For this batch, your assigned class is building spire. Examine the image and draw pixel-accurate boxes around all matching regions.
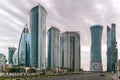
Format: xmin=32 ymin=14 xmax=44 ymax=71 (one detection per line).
xmin=23 ymin=23 xmax=29 ymax=33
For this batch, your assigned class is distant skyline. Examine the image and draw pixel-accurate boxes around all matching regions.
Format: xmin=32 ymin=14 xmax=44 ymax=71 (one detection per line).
xmin=0 ymin=0 xmax=120 ymax=71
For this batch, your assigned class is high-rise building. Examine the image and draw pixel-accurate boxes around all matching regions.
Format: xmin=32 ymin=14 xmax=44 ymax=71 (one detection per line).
xmin=107 ymin=23 xmax=118 ymax=72
xmin=18 ymin=26 xmax=30 ymax=67
xmin=8 ymin=47 xmax=16 ymax=65
xmin=0 ymin=53 xmax=6 ymax=72
xmin=29 ymin=4 xmax=47 ymax=70
xmin=60 ymin=31 xmax=81 ymax=72
xmin=90 ymin=25 xmax=103 ymax=72
xmin=13 ymin=50 xmax=18 ymax=65
xmin=47 ymin=27 xmax=60 ymax=69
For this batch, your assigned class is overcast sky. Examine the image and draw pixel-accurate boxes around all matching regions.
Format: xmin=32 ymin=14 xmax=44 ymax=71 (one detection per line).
xmin=0 ymin=0 xmax=120 ymax=71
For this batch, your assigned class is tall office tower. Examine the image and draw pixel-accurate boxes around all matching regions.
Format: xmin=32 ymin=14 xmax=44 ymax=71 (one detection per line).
xmin=29 ymin=4 xmax=47 ymax=70
xmin=90 ymin=25 xmax=103 ymax=72
xmin=107 ymin=23 xmax=118 ymax=72
xmin=8 ymin=47 xmax=16 ymax=65
xmin=18 ymin=26 xmax=30 ymax=67
xmin=60 ymin=31 xmax=81 ymax=72
xmin=47 ymin=27 xmax=60 ymax=69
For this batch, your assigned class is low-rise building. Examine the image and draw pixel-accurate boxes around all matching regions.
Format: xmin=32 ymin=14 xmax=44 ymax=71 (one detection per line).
xmin=117 ymin=60 xmax=120 ymax=78
xmin=0 ymin=53 xmax=6 ymax=72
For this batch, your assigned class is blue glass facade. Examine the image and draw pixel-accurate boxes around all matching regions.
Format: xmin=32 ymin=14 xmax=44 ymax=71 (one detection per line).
xmin=30 ymin=6 xmax=38 ymax=67
xmin=29 ymin=5 xmax=47 ymax=69
xmin=48 ymin=29 xmax=51 ymax=68
xmin=47 ymin=27 xmax=60 ymax=69
xmin=8 ymin=47 xmax=16 ymax=65
xmin=90 ymin=25 xmax=103 ymax=72
xmin=18 ymin=27 xmax=30 ymax=67
xmin=107 ymin=24 xmax=118 ymax=72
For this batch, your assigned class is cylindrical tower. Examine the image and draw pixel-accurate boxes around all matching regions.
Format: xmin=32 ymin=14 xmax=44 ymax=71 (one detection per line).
xmin=90 ymin=25 xmax=103 ymax=72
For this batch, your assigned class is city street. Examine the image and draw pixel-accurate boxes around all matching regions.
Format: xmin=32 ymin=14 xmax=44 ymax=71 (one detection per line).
xmin=27 ymin=73 xmax=112 ymax=80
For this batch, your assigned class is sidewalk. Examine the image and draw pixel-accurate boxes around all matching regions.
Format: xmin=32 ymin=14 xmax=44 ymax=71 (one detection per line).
xmin=112 ymin=74 xmax=120 ymax=80
xmin=105 ymin=76 xmax=113 ymax=80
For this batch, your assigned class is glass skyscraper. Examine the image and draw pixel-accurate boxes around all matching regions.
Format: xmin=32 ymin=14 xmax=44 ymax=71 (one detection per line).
xmin=60 ymin=31 xmax=81 ymax=72
xmin=18 ymin=27 xmax=30 ymax=67
xmin=47 ymin=27 xmax=60 ymax=69
xmin=29 ymin=4 xmax=47 ymax=70
xmin=107 ymin=23 xmax=118 ymax=72
xmin=8 ymin=47 xmax=16 ymax=65
xmin=90 ymin=25 xmax=103 ymax=72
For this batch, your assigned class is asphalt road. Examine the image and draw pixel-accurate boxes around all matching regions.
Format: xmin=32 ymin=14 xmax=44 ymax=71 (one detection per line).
xmin=28 ymin=73 xmax=112 ymax=80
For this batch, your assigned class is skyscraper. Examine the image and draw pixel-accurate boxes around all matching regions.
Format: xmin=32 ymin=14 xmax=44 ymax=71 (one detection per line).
xmin=18 ymin=26 xmax=30 ymax=67
xmin=90 ymin=25 xmax=103 ymax=72
xmin=107 ymin=23 xmax=118 ymax=72
xmin=8 ymin=47 xmax=16 ymax=65
xmin=29 ymin=4 xmax=47 ymax=70
xmin=60 ymin=31 xmax=81 ymax=72
xmin=47 ymin=27 xmax=60 ymax=69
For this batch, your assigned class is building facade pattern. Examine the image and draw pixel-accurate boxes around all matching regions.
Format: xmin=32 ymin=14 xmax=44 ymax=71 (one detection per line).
xmin=90 ymin=25 xmax=103 ymax=72
xmin=107 ymin=23 xmax=118 ymax=72
xmin=47 ymin=27 xmax=60 ymax=69
xmin=0 ymin=53 xmax=6 ymax=72
xmin=60 ymin=32 xmax=81 ymax=72
xmin=8 ymin=47 xmax=16 ymax=65
xmin=18 ymin=27 xmax=30 ymax=67
xmin=30 ymin=4 xmax=47 ymax=70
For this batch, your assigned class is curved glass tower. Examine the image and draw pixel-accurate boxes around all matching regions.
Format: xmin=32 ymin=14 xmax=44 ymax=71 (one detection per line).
xmin=90 ymin=25 xmax=103 ymax=72
xmin=29 ymin=4 xmax=47 ymax=69
xmin=18 ymin=27 xmax=30 ymax=67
